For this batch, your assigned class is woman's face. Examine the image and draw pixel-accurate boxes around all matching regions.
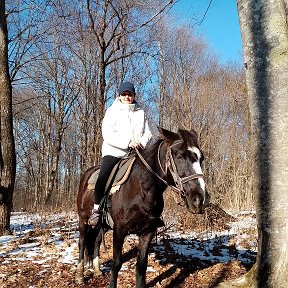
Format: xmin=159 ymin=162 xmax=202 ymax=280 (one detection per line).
xmin=119 ymin=91 xmax=135 ymax=104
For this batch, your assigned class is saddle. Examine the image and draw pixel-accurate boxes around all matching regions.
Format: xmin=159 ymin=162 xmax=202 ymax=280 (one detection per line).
xmin=87 ymin=155 xmax=136 ymax=193
xmin=87 ymin=154 xmax=136 ymax=228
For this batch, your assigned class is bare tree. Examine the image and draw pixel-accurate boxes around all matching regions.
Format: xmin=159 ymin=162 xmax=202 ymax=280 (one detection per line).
xmin=6 ymin=0 xmax=55 ymax=82
xmin=0 ymin=0 xmax=16 ymax=235
xmin=155 ymin=23 xmax=253 ymax=210
xmin=10 ymin=1 xmax=254 ymax=214
xmin=12 ymin=0 xmax=172 ymax=209
xmin=218 ymin=1 xmax=288 ymax=287
xmin=85 ymin=0 xmax=176 ymax=159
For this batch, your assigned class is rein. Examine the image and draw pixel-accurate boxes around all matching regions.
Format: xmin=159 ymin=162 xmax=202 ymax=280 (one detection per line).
xmin=134 ymin=140 xmax=204 ymax=196
xmin=134 ymin=145 xmax=169 ymax=187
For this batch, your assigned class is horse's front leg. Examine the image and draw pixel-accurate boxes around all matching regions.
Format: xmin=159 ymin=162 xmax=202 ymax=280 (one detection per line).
xmin=136 ymin=230 xmax=155 ymax=288
xmin=109 ymin=228 xmax=125 ymax=288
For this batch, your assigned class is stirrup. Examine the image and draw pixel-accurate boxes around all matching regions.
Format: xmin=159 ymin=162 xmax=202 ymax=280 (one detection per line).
xmin=88 ymin=209 xmax=101 ymax=226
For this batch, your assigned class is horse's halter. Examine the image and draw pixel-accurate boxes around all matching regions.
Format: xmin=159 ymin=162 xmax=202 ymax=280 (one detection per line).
xmin=164 ymin=140 xmax=204 ymax=196
xmin=135 ymin=140 xmax=204 ymax=197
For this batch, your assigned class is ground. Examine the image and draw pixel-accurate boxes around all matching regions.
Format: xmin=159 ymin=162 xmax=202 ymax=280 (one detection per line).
xmin=0 ymin=205 xmax=257 ymax=287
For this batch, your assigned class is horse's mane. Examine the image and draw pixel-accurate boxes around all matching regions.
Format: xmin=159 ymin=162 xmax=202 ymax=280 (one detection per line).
xmin=139 ymin=129 xmax=199 ymax=163
xmin=141 ymin=137 xmax=163 ymax=161
xmin=132 ymin=136 xmax=165 ymax=190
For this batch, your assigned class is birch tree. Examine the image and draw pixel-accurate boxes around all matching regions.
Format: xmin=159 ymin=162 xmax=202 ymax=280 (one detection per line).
xmin=218 ymin=1 xmax=288 ymax=286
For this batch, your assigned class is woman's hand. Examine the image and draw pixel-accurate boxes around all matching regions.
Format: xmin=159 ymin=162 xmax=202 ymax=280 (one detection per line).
xmin=129 ymin=140 xmax=143 ymax=149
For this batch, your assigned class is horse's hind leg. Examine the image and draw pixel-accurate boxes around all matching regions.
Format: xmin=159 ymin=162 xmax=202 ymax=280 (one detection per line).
xmin=75 ymin=222 xmax=87 ymax=284
xmin=109 ymin=229 xmax=125 ymax=288
xmin=93 ymin=228 xmax=108 ymax=276
xmin=136 ymin=231 xmax=155 ymax=288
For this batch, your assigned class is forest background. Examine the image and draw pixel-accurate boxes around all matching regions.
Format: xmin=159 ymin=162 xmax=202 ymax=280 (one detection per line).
xmin=8 ymin=0 xmax=253 ymax=214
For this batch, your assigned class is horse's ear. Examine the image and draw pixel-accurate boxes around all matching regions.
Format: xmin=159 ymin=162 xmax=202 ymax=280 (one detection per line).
xmin=178 ymin=129 xmax=199 ymax=146
xmin=186 ymin=129 xmax=198 ymax=142
xmin=158 ymin=127 xmax=179 ymax=145
xmin=189 ymin=129 xmax=198 ymax=139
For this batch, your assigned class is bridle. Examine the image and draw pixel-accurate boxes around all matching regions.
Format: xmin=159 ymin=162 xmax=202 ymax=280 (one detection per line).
xmin=134 ymin=140 xmax=204 ymax=197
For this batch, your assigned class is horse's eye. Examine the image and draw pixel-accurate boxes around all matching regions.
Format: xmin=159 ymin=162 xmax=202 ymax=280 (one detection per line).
xmin=188 ymin=151 xmax=198 ymax=161
xmin=192 ymin=152 xmax=198 ymax=160
xmin=174 ymin=151 xmax=184 ymax=160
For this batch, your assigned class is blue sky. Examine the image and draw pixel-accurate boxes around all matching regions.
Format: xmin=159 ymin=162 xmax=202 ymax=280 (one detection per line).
xmin=170 ymin=0 xmax=243 ymax=64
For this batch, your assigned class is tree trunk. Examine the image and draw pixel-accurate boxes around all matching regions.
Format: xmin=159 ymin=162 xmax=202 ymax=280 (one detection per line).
xmin=45 ymin=124 xmax=64 ymax=206
xmin=0 ymin=0 xmax=16 ymax=235
xmin=217 ymin=0 xmax=288 ymax=287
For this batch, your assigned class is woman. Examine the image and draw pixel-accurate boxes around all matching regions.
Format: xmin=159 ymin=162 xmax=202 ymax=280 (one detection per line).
xmin=88 ymin=81 xmax=152 ymax=226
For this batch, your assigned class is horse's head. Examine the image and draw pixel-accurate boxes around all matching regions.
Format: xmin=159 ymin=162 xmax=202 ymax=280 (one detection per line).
xmin=159 ymin=127 xmax=209 ymax=214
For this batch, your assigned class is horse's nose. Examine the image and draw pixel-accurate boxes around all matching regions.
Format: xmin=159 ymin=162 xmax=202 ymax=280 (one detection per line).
xmin=192 ymin=195 xmax=202 ymax=209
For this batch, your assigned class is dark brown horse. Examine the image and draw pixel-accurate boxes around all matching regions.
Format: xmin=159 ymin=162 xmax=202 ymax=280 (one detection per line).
xmin=76 ymin=127 xmax=209 ymax=288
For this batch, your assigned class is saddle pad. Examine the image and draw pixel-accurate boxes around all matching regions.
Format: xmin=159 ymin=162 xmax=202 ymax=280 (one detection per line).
xmin=112 ymin=156 xmax=136 ymax=186
xmin=87 ymin=156 xmax=136 ymax=191
xmin=87 ymin=169 xmax=100 ymax=190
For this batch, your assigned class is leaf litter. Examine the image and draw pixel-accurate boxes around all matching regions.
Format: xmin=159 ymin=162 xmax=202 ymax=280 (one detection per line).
xmin=0 ymin=207 xmax=257 ymax=287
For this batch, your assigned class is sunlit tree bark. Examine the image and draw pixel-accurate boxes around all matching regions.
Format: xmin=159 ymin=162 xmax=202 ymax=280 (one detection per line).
xmin=0 ymin=0 xmax=16 ymax=235
xmin=217 ymin=0 xmax=288 ymax=287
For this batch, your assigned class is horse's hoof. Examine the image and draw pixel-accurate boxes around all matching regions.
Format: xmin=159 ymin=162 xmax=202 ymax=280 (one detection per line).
xmin=94 ymin=269 xmax=103 ymax=277
xmin=150 ymin=216 xmax=165 ymax=227
xmin=75 ymin=276 xmax=84 ymax=284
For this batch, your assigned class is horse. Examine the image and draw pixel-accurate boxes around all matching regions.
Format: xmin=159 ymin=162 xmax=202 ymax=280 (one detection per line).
xmin=75 ymin=127 xmax=209 ymax=288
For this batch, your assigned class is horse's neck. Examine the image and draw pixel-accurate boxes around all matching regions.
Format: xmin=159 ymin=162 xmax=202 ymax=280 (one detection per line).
xmin=140 ymin=141 xmax=167 ymax=191
xmin=157 ymin=141 xmax=167 ymax=178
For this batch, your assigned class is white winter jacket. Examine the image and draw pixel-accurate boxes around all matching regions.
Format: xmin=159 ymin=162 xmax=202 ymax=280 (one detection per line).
xmin=101 ymin=97 xmax=152 ymax=157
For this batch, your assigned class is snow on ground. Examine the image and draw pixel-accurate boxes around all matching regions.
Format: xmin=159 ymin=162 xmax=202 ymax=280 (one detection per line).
xmin=0 ymin=210 xmax=257 ymax=287
xmin=1 ymin=212 xmax=79 ymax=264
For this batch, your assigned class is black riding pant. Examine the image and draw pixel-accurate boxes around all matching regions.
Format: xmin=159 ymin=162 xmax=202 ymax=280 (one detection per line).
xmin=94 ymin=155 xmax=121 ymax=205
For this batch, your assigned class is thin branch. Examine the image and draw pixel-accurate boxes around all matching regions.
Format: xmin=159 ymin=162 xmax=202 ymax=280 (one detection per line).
xmin=194 ymin=0 xmax=214 ymax=26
